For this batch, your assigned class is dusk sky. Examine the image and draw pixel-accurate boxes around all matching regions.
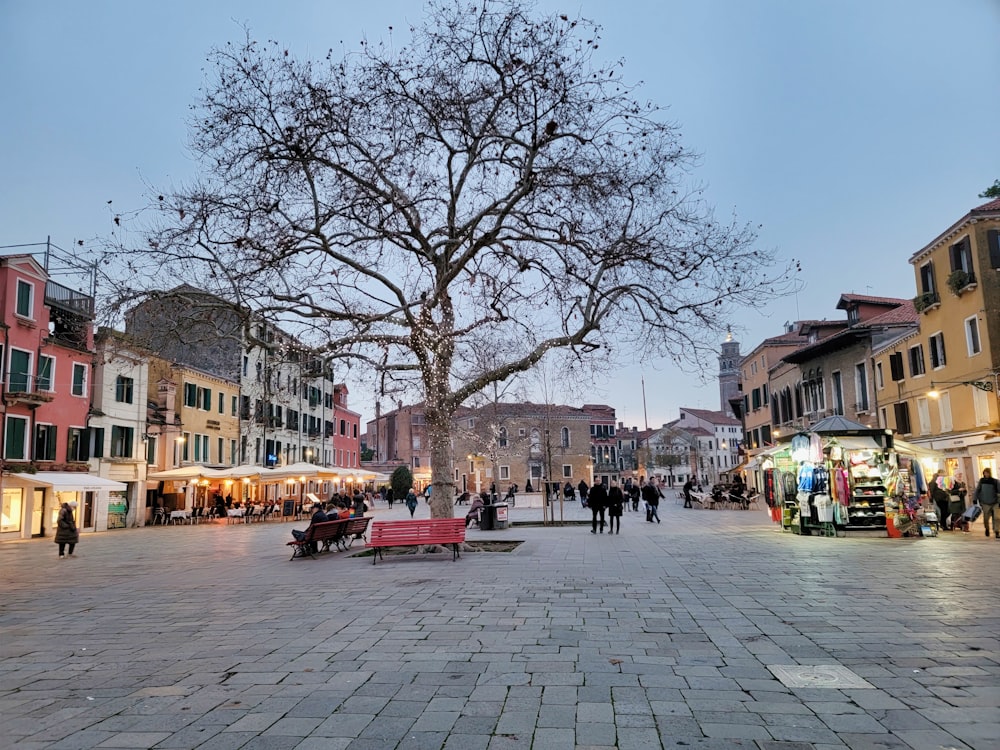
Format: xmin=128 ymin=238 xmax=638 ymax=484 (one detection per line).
xmin=2 ymin=1 xmax=998 ymax=430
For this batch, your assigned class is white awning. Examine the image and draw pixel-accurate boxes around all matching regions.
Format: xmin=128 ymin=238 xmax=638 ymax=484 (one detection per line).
xmin=148 ymin=466 xmax=231 ymax=481
xmin=826 ymin=436 xmax=882 ymax=452
xmin=892 ymin=438 xmax=940 ymax=458
xmin=6 ymin=472 xmax=127 ymax=491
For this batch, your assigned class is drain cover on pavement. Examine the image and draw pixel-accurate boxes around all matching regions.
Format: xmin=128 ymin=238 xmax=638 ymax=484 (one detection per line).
xmin=767 ymin=664 xmax=874 ymax=689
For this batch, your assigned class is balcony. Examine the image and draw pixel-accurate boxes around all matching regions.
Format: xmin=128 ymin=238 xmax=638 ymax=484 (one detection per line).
xmin=5 ymin=375 xmax=55 ymax=405
xmin=44 ymin=279 xmax=95 ymax=317
xmin=912 ymin=291 xmax=940 ymax=314
xmin=947 ymin=270 xmax=977 ymax=296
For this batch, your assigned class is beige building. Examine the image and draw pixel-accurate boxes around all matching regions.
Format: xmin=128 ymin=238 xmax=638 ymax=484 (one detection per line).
xmin=875 ymin=197 xmax=1000 ymax=481
xmin=147 ymin=357 xmax=240 ymax=469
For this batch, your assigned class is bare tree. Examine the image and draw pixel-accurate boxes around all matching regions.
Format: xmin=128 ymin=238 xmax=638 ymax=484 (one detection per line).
xmin=101 ymin=1 xmax=789 ymax=519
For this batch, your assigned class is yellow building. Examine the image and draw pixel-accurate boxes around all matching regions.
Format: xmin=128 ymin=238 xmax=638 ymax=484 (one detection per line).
xmin=877 ymin=198 xmax=1000 ymax=481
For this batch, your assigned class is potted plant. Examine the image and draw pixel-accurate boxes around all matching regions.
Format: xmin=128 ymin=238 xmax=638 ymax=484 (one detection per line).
xmin=912 ymin=291 xmax=940 ymax=313
xmin=947 ymin=269 xmax=976 ymax=295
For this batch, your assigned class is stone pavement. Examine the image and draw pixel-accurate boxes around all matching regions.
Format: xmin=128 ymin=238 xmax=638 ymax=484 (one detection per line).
xmin=2 ymin=497 xmax=999 ymax=750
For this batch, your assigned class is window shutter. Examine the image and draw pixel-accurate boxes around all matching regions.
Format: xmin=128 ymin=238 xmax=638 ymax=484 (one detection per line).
xmin=889 ymin=352 xmax=904 ymax=381
xmin=988 ymin=229 xmax=1000 ymax=269
xmin=893 ymin=402 xmax=911 ymax=435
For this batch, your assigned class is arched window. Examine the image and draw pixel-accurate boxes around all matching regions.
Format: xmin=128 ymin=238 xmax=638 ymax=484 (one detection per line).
xmin=530 ymin=429 xmax=541 ymax=456
xmin=560 ymin=427 xmax=570 ymax=448
xmin=498 ymin=427 xmax=508 ymax=448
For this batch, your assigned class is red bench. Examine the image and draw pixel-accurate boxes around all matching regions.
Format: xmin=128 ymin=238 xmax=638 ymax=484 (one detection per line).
xmin=366 ymin=518 xmax=466 ymax=565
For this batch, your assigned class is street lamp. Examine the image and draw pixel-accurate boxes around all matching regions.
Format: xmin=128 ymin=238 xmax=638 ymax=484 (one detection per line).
xmin=929 ymin=379 xmax=995 ymax=399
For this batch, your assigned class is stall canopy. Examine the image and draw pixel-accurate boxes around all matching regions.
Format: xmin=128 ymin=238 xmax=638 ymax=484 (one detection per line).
xmin=892 ymin=438 xmax=940 ymax=459
xmin=147 ymin=466 xmax=231 ymax=481
xmin=7 ymin=472 xmax=127 ymax=491
xmin=826 ymin=435 xmax=882 ymax=452
xmin=810 ymin=415 xmax=877 ymax=434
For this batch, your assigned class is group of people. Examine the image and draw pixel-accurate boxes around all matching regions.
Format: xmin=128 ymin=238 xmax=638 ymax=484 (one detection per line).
xmin=290 ymin=492 xmax=370 ymax=552
xmin=582 ymin=477 xmax=665 ymax=534
xmin=930 ymin=468 xmax=1000 ymax=538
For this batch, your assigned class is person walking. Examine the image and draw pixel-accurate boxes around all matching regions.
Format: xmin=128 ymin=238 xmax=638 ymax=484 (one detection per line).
xmin=641 ymin=480 xmax=661 ymax=523
xmin=386 ymin=487 xmax=394 ymax=509
xmin=948 ymin=474 xmax=968 ymax=531
xmin=973 ymin=468 xmax=999 ymax=538
xmin=588 ymin=480 xmax=608 ymax=534
xmin=929 ymin=472 xmax=951 ymax=531
xmin=629 ymin=482 xmax=640 ymax=512
xmin=55 ymin=501 xmax=79 ymax=559
xmin=564 ymin=481 xmax=577 ymax=507
xmin=577 ymin=479 xmax=589 ymax=508
xmin=405 ymin=488 xmax=419 ymax=518
xmin=607 ymin=480 xmax=624 ymax=534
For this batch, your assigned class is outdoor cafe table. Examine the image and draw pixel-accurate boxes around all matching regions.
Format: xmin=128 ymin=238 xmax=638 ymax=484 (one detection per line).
xmin=169 ymin=510 xmax=192 ymax=524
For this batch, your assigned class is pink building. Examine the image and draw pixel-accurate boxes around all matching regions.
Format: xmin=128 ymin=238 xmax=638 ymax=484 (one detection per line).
xmin=0 ymin=254 xmax=107 ymax=539
xmin=330 ymin=383 xmax=361 ymax=469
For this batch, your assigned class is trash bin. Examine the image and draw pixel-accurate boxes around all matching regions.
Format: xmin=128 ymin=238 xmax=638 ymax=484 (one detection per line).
xmin=493 ymin=502 xmax=509 ymax=530
xmin=479 ymin=504 xmax=496 ymax=531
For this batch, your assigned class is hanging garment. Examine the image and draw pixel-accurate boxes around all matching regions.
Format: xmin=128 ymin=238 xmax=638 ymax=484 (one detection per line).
xmin=798 ymin=463 xmax=814 ymax=492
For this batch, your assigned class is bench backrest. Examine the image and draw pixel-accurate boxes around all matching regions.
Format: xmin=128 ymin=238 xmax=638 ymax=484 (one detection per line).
xmin=370 ymin=518 xmax=466 ymax=546
xmin=344 ymin=516 xmax=372 ymax=535
xmin=303 ymin=519 xmax=350 ymax=542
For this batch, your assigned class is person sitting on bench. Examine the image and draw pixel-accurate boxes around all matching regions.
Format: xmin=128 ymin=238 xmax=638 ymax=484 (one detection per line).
xmin=291 ymin=504 xmax=329 ymax=553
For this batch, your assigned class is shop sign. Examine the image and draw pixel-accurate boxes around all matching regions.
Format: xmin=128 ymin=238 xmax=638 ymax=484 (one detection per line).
xmin=206 ymin=419 xmax=221 ymax=430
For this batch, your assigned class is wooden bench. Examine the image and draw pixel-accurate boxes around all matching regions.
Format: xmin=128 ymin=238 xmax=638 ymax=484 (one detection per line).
xmin=366 ymin=518 xmax=466 ymax=565
xmin=286 ymin=518 xmax=350 ymax=560
xmin=340 ymin=516 xmax=372 ymax=549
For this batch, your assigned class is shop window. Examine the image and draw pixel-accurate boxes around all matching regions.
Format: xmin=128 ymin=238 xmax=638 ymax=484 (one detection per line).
xmin=2 ymin=487 xmax=23 ymax=532
xmin=908 ymin=345 xmax=925 ymax=378
xmin=15 ymin=279 xmax=33 ymax=318
xmin=966 ymin=316 xmax=982 ymax=355
xmin=34 ymin=423 xmax=57 ymax=461
xmin=5 ymin=415 xmax=28 ymax=460
xmin=928 ymin=332 xmax=946 ymax=369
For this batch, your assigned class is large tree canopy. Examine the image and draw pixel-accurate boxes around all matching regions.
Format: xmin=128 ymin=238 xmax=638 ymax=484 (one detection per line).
xmin=104 ymin=0 xmax=788 ymax=518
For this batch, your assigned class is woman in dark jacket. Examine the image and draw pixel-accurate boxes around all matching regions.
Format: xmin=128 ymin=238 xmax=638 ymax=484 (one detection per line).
xmin=607 ymin=481 xmax=624 ymax=534
xmin=55 ymin=501 xmax=80 ymax=558
xmin=588 ymin=481 xmax=608 ymax=534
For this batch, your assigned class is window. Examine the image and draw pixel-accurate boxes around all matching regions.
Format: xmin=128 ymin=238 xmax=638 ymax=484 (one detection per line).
xmin=918 ymin=262 xmax=935 ymax=294
xmin=412 ymin=435 xmax=421 ymax=451
xmin=182 ymin=432 xmax=191 ymax=462
xmin=855 ymin=363 xmax=869 ymax=412
xmin=90 ymin=427 xmax=104 ymax=458
xmin=562 ymin=464 xmax=572 ymax=478
xmin=893 ymin=402 xmax=911 ymax=435
xmin=68 ymin=427 xmax=88 ymax=462
xmin=908 ymin=345 xmax=925 ymax=378
xmin=938 ymin=392 xmax=953 ymax=433
xmin=37 ymin=355 xmax=54 ymax=392
xmin=831 ymin=371 xmax=844 ymax=415
xmin=928 ymin=332 xmax=946 ymax=370
xmin=218 ymin=392 xmax=224 ymax=414
xmin=889 ymin=352 xmax=904 ymax=382
xmin=8 ymin=349 xmax=31 ymax=392
xmin=950 ymin=236 xmax=973 ymax=273
xmin=115 ymin=375 xmax=134 ymax=403
xmin=966 ymin=316 xmax=982 ymax=356
xmin=876 ymin=361 xmax=884 ymax=390
xmin=200 ymin=387 xmax=211 ymax=411
xmin=66 ymin=362 xmax=88 ymax=397
xmin=560 ymin=427 xmax=570 ymax=448
xmin=340 ymin=419 xmax=346 ymax=435
xmin=973 ymin=387 xmax=991 ymax=427
xmin=916 ymin=397 xmax=931 ymax=435
xmin=183 ymin=382 xmax=197 ymax=407
xmin=218 ymin=437 xmax=224 ymax=464
xmin=762 ymin=384 xmax=769 ymax=405
xmin=146 ymin=435 xmax=157 ymax=466
xmin=5 ymin=415 xmax=28 ymax=460
xmin=498 ymin=427 xmax=508 ymax=448
xmin=499 ymin=465 xmax=510 ymax=480
xmin=110 ymin=426 xmax=134 ymax=458
xmin=231 ymin=395 xmax=238 ymax=416
xmin=15 ymin=279 xmax=33 ymax=317
xmin=34 ymin=423 xmax=57 ymax=461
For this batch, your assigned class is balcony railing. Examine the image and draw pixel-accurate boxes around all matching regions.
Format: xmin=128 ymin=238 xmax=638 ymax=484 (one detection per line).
xmin=44 ymin=280 xmax=94 ymax=316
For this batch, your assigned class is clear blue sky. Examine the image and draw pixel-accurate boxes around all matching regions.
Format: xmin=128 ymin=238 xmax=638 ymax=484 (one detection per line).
xmin=2 ymin=0 xmax=998 ymax=430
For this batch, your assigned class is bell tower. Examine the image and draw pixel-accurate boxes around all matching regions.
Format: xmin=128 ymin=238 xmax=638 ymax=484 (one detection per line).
xmin=718 ymin=331 xmax=741 ymax=417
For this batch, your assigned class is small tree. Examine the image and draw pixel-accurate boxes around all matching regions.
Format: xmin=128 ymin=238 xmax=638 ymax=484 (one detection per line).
xmin=390 ymin=465 xmax=414 ymax=500
xmin=101 ymin=1 xmax=789 ymax=520
xmin=979 ymin=180 xmax=1000 ymax=199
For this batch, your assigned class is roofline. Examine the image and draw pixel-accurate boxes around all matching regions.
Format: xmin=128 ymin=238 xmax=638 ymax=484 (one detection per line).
xmin=909 ymin=202 xmax=1000 ymax=265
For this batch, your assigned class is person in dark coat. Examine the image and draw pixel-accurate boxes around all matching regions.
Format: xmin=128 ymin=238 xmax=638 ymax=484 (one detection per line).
xmin=405 ymin=489 xmax=419 ymax=518
xmin=682 ymin=478 xmax=694 ymax=508
xmin=929 ymin=472 xmax=951 ymax=531
xmin=606 ymin=481 xmax=624 ymax=534
xmin=974 ymin=468 xmax=1000 ymax=538
xmin=588 ymin=480 xmax=609 ymax=534
xmin=641 ymin=481 xmax=661 ymax=523
xmin=577 ymin=479 xmax=589 ymax=507
xmin=629 ymin=482 xmax=640 ymax=512
xmin=948 ymin=474 xmax=968 ymax=531
xmin=291 ymin=504 xmax=329 ymax=553
xmin=55 ymin=501 xmax=80 ymax=558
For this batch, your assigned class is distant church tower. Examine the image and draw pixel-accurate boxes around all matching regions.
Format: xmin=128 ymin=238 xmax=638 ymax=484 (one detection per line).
xmin=718 ymin=331 xmax=741 ymax=417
